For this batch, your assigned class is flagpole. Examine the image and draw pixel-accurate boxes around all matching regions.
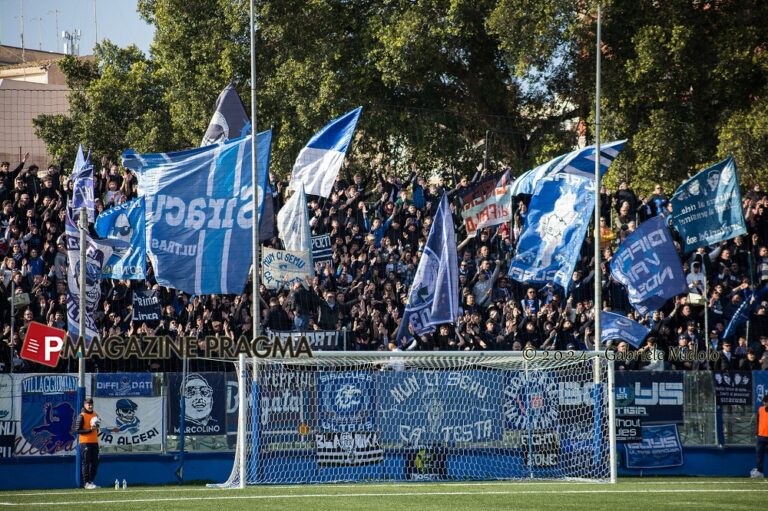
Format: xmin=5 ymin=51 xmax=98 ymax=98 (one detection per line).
xmin=593 ymin=1 xmax=602 ymax=358
xmin=76 ymin=206 xmax=87 ymax=488
xmin=242 ymin=0 xmax=259 ymax=490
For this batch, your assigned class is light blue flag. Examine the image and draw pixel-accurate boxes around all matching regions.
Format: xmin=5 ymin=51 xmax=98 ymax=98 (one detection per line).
xmin=509 ymin=140 xmax=625 ymax=196
xmin=508 ymin=173 xmax=595 ymax=293
xmin=72 ymin=144 xmax=94 ymax=222
xmin=290 ymin=107 xmax=362 ymax=197
xmin=610 ymin=215 xmax=688 ymax=316
xmin=601 ymin=311 xmax=650 ymax=348
xmin=396 ymin=193 xmax=459 ymax=341
xmin=671 ymin=156 xmax=747 ymax=251
xmin=122 ymin=131 xmax=272 ymax=295
xmin=94 ymin=197 xmax=147 ymax=280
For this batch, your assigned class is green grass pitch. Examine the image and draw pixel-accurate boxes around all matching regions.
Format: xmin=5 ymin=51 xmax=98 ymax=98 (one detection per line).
xmin=1 ymin=479 xmax=766 ymax=511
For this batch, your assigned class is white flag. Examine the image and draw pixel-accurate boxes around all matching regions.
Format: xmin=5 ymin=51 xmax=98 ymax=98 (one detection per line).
xmin=276 ymin=186 xmax=314 ymax=277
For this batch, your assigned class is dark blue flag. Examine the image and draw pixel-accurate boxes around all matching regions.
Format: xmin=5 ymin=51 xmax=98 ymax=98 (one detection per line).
xmin=671 ymin=156 xmax=746 ymax=251
xmin=508 ymin=173 xmax=594 ymax=293
xmin=72 ymin=144 xmax=94 ymax=222
xmin=201 ymin=84 xmax=252 ymax=146
xmin=601 ymin=311 xmax=650 ymax=348
xmin=397 ymin=194 xmax=458 ymax=341
xmin=610 ymin=215 xmax=688 ymax=316
xmin=724 ymin=291 xmax=752 ymax=340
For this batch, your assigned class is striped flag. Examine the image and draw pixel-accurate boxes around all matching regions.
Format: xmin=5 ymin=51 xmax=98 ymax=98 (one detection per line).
xmin=290 ymin=107 xmax=362 ymax=197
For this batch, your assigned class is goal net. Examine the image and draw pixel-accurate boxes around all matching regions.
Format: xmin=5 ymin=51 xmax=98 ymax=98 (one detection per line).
xmin=213 ymin=351 xmax=615 ymax=487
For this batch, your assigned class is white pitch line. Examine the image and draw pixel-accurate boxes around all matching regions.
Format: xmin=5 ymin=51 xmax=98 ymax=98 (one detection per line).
xmin=2 ymin=488 xmax=768 ymax=507
xmin=1 ymin=479 xmax=763 ymax=498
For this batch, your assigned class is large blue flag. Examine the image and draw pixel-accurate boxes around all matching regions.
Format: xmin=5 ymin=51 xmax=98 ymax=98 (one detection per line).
xmin=508 ymin=173 xmax=594 ymax=292
xmin=72 ymin=144 xmax=94 ymax=222
xmin=671 ymin=156 xmax=747 ymax=252
xmin=290 ymin=107 xmax=362 ymax=197
xmin=396 ymin=194 xmax=459 ymax=341
xmin=122 ymin=131 xmax=272 ymax=295
xmin=94 ymin=197 xmax=147 ymax=280
xmin=201 ymin=84 xmax=252 ymax=146
xmin=509 ymin=140 xmax=625 ymax=196
xmin=601 ymin=311 xmax=650 ymax=348
xmin=610 ymin=215 xmax=688 ymax=316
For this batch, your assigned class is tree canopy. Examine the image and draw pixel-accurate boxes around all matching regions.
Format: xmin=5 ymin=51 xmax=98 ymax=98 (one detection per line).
xmin=34 ymin=0 xmax=767 ymax=194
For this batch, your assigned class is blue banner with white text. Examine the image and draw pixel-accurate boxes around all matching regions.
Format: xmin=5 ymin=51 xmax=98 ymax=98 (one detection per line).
xmin=671 ymin=156 xmax=747 ymax=252
xmin=95 ymin=373 xmax=154 ymax=398
xmin=624 ymin=424 xmax=683 ymax=469
xmin=610 ymin=215 xmax=688 ymax=316
xmin=122 ymin=131 xmax=271 ymax=295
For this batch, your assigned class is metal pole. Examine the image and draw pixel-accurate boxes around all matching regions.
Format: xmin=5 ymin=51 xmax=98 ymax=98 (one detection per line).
xmin=593 ymin=1 xmax=602 ymax=367
xmin=93 ymin=0 xmax=98 ymax=45
xmin=242 ymin=0 xmax=259 ymax=490
xmin=76 ymin=206 xmax=87 ymax=488
xmin=9 ymin=280 xmax=14 ymax=376
xmin=701 ymin=253 xmax=709 ymax=358
xmin=19 ymin=0 xmax=25 ymax=62
xmin=482 ymin=130 xmax=490 ymax=173
xmin=607 ymin=356 xmax=617 ymax=483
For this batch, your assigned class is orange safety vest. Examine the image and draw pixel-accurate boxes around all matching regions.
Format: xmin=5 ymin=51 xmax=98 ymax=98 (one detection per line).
xmin=759 ymin=406 xmax=768 ymax=438
xmin=79 ymin=410 xmax=99 ymax=444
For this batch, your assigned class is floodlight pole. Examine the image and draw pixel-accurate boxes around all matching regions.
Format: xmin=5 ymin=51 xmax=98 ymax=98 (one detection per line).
xmin=240 ymin=0 xmax=260 ymax=490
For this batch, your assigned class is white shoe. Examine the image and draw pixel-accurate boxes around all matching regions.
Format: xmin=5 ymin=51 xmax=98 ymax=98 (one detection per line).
xmin=84 ymin=483 xmax=99 ymax=489
xmin=750 ymin=468 xmax=764 ymax=479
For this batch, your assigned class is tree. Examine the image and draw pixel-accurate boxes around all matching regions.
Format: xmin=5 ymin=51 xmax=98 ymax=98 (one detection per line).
xmin=33 ymin=41 xmax=173 ymax=168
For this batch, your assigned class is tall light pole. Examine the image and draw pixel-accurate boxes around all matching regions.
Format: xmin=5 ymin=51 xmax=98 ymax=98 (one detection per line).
xmin=48 ymin=10 xmax=60 ymax=52
xmin=593 ymin=1 xmax=602 ymax=355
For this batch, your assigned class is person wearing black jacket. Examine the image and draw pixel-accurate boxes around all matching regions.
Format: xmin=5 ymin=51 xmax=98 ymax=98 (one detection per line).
xmin=263 ymin=297 xmax=292 ymax=331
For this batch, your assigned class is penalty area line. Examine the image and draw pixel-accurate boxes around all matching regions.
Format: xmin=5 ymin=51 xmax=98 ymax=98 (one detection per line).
xmin=2 ymin=487 xmax=768 ymax=506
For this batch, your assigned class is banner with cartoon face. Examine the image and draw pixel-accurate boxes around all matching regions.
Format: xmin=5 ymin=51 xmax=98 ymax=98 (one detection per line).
xmin=97 ymin=397 xmax=163 ymax=447
xmin=169 ymin=373 xmax=225 ymax=436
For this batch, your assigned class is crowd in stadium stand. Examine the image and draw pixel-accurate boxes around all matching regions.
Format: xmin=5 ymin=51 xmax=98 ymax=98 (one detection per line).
xmin=2 ymin=151 xmax=768 ymax=374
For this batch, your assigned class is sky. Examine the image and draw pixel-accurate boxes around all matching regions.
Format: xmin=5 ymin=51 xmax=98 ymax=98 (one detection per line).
xmin=0 ymin=0 xmax=155 ymax=56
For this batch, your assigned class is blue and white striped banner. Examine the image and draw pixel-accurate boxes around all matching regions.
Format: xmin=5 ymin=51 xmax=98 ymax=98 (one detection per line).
xmin=122 ymin=132 xmax=271 ymax=295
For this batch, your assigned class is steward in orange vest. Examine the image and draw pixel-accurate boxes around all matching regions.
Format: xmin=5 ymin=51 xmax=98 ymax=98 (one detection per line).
xmin=75 ymin=398 xmax=101 ymax=489
xmin=753 ymin=394 xmax=768 ymax=478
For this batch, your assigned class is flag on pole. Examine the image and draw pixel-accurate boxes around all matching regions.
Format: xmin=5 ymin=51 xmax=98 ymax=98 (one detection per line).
xmin=671 ymin=156 xmax=747 ymax=251
xmin=396 ymin=193 xmax=459 ymax=341
xmin=723 ymin=291 xmax=752 ymax=340
xmin=201 ymin=84 xmax=252 ymax=146
xmin=289 ymin=107 xmax=362 ymax=197
xmin=72 ymin=144 xmax=94 ymax=222
xmin=610 ymin=215 xmax=688 ymax=316
xmin=122 ymin=131 xmax=272 ymax=295
xmin=601 ymin=311 xmax=650 ymax=348
xmin=276 ymin=185 xmax=314 ymax=277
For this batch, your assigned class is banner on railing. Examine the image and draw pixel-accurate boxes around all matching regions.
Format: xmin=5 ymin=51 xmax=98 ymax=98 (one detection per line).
xmin=169 ymin=373 xmax=226 ymax=436
xmin=713 ymin=371 xmax=752 ymax=406
xmin=754 ymin=371 xmax=768 ymax=412
xmin=95 ymin=373 xmax=154 ymax=398
xmin=614 ymin=372 xmax=684 ymax=424
xmin=97 ymin=397 xmax=163 ymax=447
xmin=269 ymin=330 xmax=343 ymax=351
xmin=624 ymin=424 xmax=683 ymax=469
xmin=18 ymin=374 xmax=79 ymax=456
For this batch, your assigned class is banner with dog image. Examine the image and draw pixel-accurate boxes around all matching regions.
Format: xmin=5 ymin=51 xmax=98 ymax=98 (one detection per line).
xmin=17 ymin=374 xmax=79 ymax=456
xmin=97 ymin=397 xmax=163 ymax=447
xmin=169 ymin=373 xmax=226 ymax=436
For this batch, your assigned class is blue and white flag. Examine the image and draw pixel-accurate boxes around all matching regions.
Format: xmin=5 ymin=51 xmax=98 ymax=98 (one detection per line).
xmin=72 ymin=144 xmax=94 ymax=222
xmin=723 ymin=291 xmax=752 ymax=340
xmin=66 ymin=209 xmax=115 ymax=343
xmin=508 ymin=140 xmax=625 ymax=196
xmin=671 ymin=156 xmax=747 ymax=252
xmin=201 ymin=84 xmax=252 ymax=146
xmin=610 ymin=215 xmax=688 ymax=316
xmin=508 ymin=173 xmax=594 ymax=292
xmin=601 ymin=311 xmax=650 ymax=348
xmin=396 ymin=194 xmax=458 ymax=340
xmin=122 ymin=131 xmax=272 ymax=295
xmin=277 ymin=186 xmax=311 ymax=252
xmin=94 ymin=197 xmax=147 ymax=280
xmin=290 ymin=107 xmax=362 ymax=197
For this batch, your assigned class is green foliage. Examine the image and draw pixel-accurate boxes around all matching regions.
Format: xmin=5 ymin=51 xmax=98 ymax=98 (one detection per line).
xmin=34 ymin=0 xmax=768 ymax=190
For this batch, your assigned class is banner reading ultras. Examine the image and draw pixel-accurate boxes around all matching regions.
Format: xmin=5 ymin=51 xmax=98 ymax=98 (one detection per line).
xmin=59 ymin=335 xmax=313 ymax=360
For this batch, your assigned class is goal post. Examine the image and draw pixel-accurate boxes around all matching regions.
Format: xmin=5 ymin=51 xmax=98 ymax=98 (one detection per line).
xmin=212 ymin=351 xmax=616 ymax=487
